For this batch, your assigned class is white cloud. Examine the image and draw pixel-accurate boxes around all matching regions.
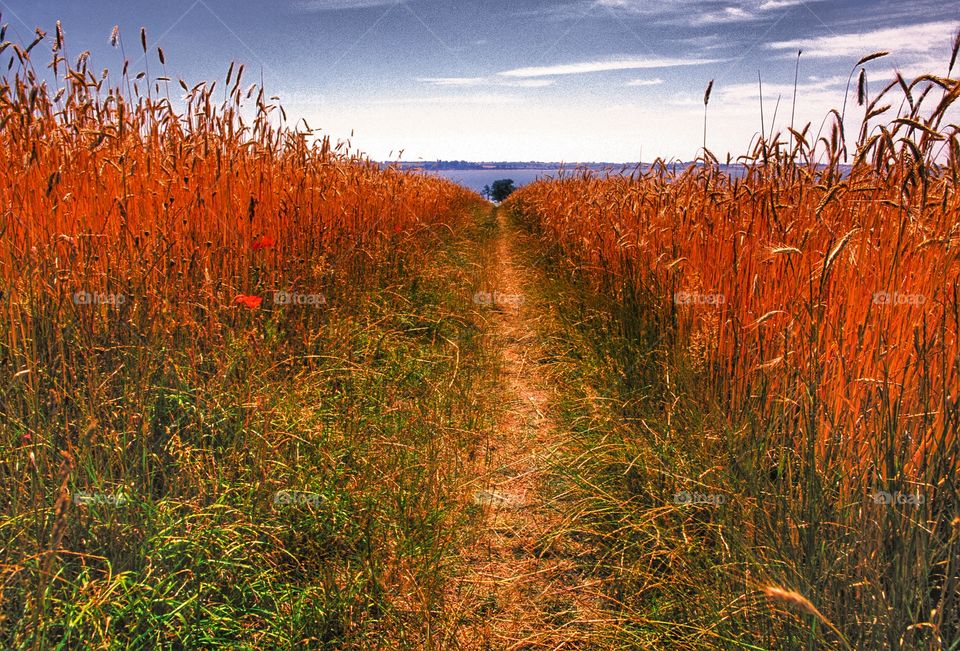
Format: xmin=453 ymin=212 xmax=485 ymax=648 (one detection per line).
xmin=417 ymin=77 xmax=479 ymax=87
xmin=666 ymin=75 xmax=847 ymax=111
xmin=498 ymin=57 xmax=720 ymax=78
xmin=418 ymin=76 xmax=554 ymax=88
xmin=692 ymin=6 xmax=754 ymax=25
xmin=592 ymin=0 xmax=647 ymax=11
xmin=370 ymin=93 xmax=523 ymax=105
xmin=758 ymin=0 xmax=805 ymax=9
xmin=768 ymin=20 xmax=960 ymax=59
xmin=592 ymin=0 xmax=816 ymax=24
xmin=293 ymin=0 xmax=404 ymax=12
xmin=627 ymin=78 xmax=665 ymax=86
xmin=718 ymin=75 xmax=847 ymax=105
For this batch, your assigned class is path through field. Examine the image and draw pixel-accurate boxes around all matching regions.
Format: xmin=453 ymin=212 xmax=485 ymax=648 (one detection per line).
xmin=451 ymin=209 xmax=606 ymax=649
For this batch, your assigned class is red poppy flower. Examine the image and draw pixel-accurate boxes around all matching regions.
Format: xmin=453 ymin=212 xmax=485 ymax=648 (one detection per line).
xmin=235 ymin=294 xmax=263 ymax=309
xmin=252 ymin=235 xmax=276 ymax=252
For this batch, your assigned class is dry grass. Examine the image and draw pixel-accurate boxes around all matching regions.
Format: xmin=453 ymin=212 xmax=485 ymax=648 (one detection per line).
xmin=505 ymin=47 xmax=960 ymax=649
xmin=0 ymin=23 xmax=491 ymax=649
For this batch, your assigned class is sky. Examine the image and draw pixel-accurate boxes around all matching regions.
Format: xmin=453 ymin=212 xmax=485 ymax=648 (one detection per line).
xmin=0 ymin=0 xmax=957 ymax=162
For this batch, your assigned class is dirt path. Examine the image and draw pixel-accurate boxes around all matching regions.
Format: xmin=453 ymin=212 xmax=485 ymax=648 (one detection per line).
xmin=450 ymin=209 xmax=605 ymax=650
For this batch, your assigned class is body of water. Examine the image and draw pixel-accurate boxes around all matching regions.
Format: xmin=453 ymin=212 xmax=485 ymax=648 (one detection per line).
xmin=421 ymin=163 xmax=772 ymax=194
xmin=425 ymin=169 xmax=561 ymax=194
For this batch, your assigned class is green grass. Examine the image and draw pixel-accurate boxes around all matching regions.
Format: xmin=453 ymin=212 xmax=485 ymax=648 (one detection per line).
xmin=0 ymin=209 xmax=502 ymax=649
xmin=8 ymin=197 xmax=952 ymax=650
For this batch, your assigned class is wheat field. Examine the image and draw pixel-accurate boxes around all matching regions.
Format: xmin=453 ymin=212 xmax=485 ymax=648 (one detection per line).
xmin=1 ymin=15 xmax=959 ymax=651
xmin=504 ymin=46 xmax=960 ymax=649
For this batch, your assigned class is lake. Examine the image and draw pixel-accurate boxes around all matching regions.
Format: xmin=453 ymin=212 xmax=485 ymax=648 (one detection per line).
xmin=420 ymin=163 xmax=770 ymax=194
xmin=424 ymin=169 xmax=562 ymax=194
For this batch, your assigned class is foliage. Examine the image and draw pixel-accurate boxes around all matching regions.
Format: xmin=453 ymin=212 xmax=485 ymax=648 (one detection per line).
xmin=490 ymin=179 xmax=517 ymax=202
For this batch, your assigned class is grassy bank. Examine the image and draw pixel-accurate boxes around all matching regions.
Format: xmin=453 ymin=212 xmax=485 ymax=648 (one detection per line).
xmin=0 ymin=207 xmax=505 ymax=649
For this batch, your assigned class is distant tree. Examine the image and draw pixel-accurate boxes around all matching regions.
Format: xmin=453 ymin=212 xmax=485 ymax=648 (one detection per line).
xmin=490 ymin=179 xmax=516 ymax=203
xmin=481 ymin=184 xmax=492 ymax=200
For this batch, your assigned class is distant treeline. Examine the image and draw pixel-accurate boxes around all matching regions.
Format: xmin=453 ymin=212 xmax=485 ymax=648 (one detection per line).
xmin=382 ymin=160 xmax=641 ymax=171
xmin=382 ymin=160 xmax=854 ymax=177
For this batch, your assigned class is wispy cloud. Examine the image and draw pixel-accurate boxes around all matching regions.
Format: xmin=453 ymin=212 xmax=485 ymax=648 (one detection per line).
xmin=371 ymin=93 xmax=522 ymax=105
xmin=418 ymin=76 xmax=554 ymax=88
xmin=768 ymin=20 xmax=960 ymax=59
xmin=721 ymin=75 xmax=846 ymax=104
xmin=593 ymin=0 xmax=667 ymax=13
xmin=664 ymin=74 xmax=847 ymax=108
xmin=757 ymin=0 xmax=806 ymax=9
xmin=692 ymin=6 xmax=754 ymax=25
xmin=627 ymin=78 xmax=664 ymax=87
xmin=498 ymin=57 xmax=720 ymax=78
xmin=293 ymin=0 xmax=404 ymax=12
xmin=592 ymin=0 xmax=817 ymax=24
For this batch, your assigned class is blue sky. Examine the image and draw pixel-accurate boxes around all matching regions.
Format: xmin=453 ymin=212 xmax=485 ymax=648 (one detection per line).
xmin=1 ymin=0 xmax=957 ymax=161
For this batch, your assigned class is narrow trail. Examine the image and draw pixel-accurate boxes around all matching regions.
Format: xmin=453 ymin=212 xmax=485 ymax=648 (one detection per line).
xmin=451 ymin=209 xmax=605 ymax=650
